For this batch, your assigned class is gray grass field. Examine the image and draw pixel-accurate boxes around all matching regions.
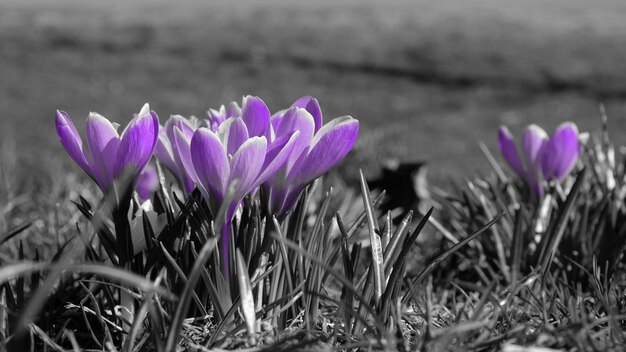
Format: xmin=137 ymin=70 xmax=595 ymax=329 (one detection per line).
xmin=2 ymin=0 xmax=626 ymax=183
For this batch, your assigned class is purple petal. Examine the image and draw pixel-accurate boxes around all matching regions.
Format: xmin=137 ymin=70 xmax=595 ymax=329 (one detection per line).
xmin=542 ymin=122 xmax=580 ymax=181
xmin=226 ymin=101 xmax=241 ymax=118
xmin=241 ymin=95 xmax=271 ymax=139
xmin=522 ymin=124 xmax=548 ymax=195
xmin=270 ymin=109 xmax=287 ymax=133
xmin=283 ymin=145 xmax=309 ymax=184
xmin=208 ymin=106 xmax=225 ymax=119
xmin=266 ymin=143 xmax=309 ymax=214
xmin=279 ymin=185 xmax=306 ymax=215
xmin=229 ymin=137 xmax=267 ymax=199
xmin=274 ymin=108 xmax=315 ymax=173
xmin=155 ymin=131 xmax=177 ymax=175
xmin=497 ymin=126 xmax=525 ymax=177
xmin=268 ymin=185 xmax=287 ymax=214
xmin=166 ymin=115 xmax=195 ymax=143
xmin=292 ymin=96 xmax=322 ymax=132
xmin=190 ymin=128 xmax=230 ymax=201
xmin=255 ymin=131 xmax=300 ymax=187
xmin=207 ymin=107 xmax=226 ymax=131
xmin=218 ymin=117 xmax=249 ymax=156
xmin=292 ymin=116 xmax=359 ymax=185
xmin=165 ymin=116 xmax=197 ymax=192
xmin=172 ymin=127 xmax=198 ymax=193
xmin=86 ymin=112 xmax=120 ymax=189
xmin=55 ymin=110 xmax=93 ymax=177
xmin=114 ymin=106 xmax=159 ymax=178
xmin=181 ymin=174 xmax=196 ymax=193
xmin=136 ymin=165 xmax=158 ymax=201
xmin=521 ymin=124 xmax=548 ymax=168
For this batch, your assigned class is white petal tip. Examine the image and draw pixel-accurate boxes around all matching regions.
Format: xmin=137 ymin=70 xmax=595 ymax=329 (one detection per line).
xmin=55 ymin=110 xmax=68 ymax=123
xmin=557 ymin=121 xmax=579 ymax=134
xmin=526 ymin=124 xmax=549 ymax=139
xmin=87 ymin=111 xmax=107 ymax=121
xmin=139 ymin=103 xmax=150 ymax=117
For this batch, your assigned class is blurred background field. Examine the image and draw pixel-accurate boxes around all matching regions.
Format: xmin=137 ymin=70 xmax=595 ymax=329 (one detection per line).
xmin=2 ymin=0 xmax=626 ymax=184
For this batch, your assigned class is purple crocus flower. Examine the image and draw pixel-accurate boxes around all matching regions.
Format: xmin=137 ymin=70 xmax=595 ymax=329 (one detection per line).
xmin=498 ymin=122 xmax=580 ymax=196
xmin=174 ymin=96 xmax=299 ymax=274
xmin=155 ymin=103 xmax=241 ymax=192
xmin=136 ymin=165 xmax=159 ymax=201
xmin=155 ymin=115 xmax=199 ymax=193
xmin=207 ymin=101 xmax=241 ymax=132
xmin=55 ymin=103 xmax=159 ymax=196
xmin=265 ymin=96 xmax=359 ymax=214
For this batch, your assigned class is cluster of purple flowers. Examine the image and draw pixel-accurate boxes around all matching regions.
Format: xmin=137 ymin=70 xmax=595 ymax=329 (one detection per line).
xmin=56 ymin=96 xmax=359 ymax=215
xmin=56 ymin=94 xmax=583 ymax=274
xmin=56 ymin=96 xmax=359 ymax=271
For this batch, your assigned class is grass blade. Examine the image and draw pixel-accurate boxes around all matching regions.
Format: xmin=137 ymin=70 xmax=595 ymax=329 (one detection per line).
xmin=236 ymin=248 xmax=257 ymax=345
xmin=0 ymin=221 xmax=31 ymax=246
xmin=359 ymin=169 xmax=384 ymax=303
xmin=383 ymin=210 xmax=412 ymax=274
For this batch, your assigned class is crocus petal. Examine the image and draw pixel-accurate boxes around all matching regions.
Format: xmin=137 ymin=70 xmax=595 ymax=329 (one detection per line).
xmin=155 ymin=132 xmax=177 ymax=175
xmin=498 ymin=126 xmax=525 ymax=177
xmin=218 ymin=117 xmax=249 ymax=156
xmin=190 ymin=128 xmax=230 ymax=200
xmin=136 ymin=165 xmax=158 ymax=201
xmin=165 ymin=116 xmax=198 ymax=192
xmin=521 ymin=124 xmax=548 ymax=168
xmin=207 ymin=107 xmax=226 ymax=131
xmin=55 ymin=110 xmax=92 ymax=177
xmin=114 ymin=107 xmax=159 ymax=177
xmin=274 ymin=108 xmax=315 ymax=173
xmin=255 ymin=131 xmax=299 ymax=187
xmin=279 ymin=185 xmax=306 ymax=215
xmin=270 ymin=109 xmax=287 ymax=133
xmin=86 ymin=112 xmax=121 ymax=189
xmin=521 ymin=125 xmax=548 ymax=194
xmin=241 ymin=96 xmax=271 ymax=139
xmin=292 ymin=96 xmax=322 ymax=132
xmin=166 ymin=115 xmax=195 ymax=142
xmin=542 ymin=122 xmax=580 ymax=181
xmin=293 ymin=116 xmax=359 ymax=185
xmin=229 ymin=137 xmax=267 ymax=199
xmin=138 ymin=103 xmax=150 ymax=117
xmin=208 ymin=106 xmax=224 ymax=120
xmin=268 ymin=150 xmax=309 ymax=214
xmin=173 ymin=127 xmax=199 ymax=193
xmin=226 ymin=101 xmax=241 ymax=118
xmin=269 ymin=185 xmax=287 ymax=214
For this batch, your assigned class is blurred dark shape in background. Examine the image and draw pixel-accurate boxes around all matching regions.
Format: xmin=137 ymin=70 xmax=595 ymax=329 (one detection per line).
xmin=368 ymin=159 xmax=429 ymax=221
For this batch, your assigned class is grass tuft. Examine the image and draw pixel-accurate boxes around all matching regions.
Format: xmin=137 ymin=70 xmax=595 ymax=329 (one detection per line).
xmin=4 ymin=119 xmax=626 ymax=351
